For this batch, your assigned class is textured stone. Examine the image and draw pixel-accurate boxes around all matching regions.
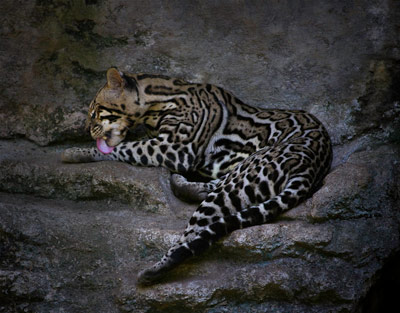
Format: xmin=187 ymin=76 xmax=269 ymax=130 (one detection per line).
xmin=0 ymin=0 xmax=399 ymax=145
xmin=0 ymin=140 xmax=399 ymax=312
xmin=0 ymin=140 xmax=195 ymax=218
xmin=0 ymin=0 xmax=400 ymax=312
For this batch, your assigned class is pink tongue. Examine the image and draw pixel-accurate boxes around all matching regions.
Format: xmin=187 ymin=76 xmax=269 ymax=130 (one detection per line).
xmin=96 ymin=138 xmax=114 ymax=154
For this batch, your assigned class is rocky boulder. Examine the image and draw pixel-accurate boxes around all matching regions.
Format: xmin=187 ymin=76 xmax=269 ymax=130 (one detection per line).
xmin=0 ymin=0 xmax=399 ymax=312
xmin=0 ymin=0 xmax=399 ymax=145
xmin=0 ymin=137 xmax=399 ymax=312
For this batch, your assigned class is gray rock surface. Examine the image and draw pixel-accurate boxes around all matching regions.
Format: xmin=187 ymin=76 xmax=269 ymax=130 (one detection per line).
xmin=0 ymin=0 xmax=399 ymax=312
xmin=0 ymin=0 xmax=399 ymax=145
xmin=0 ymin=138 xmax=399 ymax=312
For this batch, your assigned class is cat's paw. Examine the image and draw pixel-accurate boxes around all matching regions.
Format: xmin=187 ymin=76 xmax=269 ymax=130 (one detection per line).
xmin=170 ymin=174 xmax=209 ymax=203
xmin=61 ymin=148 xmax=96 ymax=163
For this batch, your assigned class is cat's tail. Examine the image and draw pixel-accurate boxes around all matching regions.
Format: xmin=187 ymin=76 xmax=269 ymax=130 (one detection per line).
xmin=137 ymin=176 xmax=310 ymax=285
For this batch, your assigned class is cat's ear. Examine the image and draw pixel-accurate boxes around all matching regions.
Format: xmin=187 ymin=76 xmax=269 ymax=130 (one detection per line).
xmin=107 ymin=68 xmax=123 ymax=89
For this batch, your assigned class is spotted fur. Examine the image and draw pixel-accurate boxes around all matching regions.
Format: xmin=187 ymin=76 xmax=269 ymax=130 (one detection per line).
xmin=62 ymin=68 xmax=332 ymax=284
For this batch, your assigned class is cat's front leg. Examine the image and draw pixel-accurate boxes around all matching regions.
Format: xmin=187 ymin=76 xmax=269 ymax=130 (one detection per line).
xmin=61 ymin=147 xmax=116 ymax=163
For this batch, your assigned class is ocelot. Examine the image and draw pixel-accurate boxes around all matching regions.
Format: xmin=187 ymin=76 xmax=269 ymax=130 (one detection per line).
xmin=62 ymin=68 xmax=332 ymax=284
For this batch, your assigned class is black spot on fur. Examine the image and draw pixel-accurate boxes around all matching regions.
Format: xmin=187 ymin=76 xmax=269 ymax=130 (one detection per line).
xmin=178 ymin=164 xmax=187 ymax=173
xmin=246 ymin=173 xmax=256 ymax=183
xmin=221 ymin=206 xmax=231 ymax=216
xmin=212 ymin=216 xmax=220 ymax=222
xmin=204 ymin=207 xmax=215 ymax=216
xmin=224 ymin=184 xmax=233 ymax=192
xmin=209 ymin=222 xmax=226 ymax=237
xmin=240 ymin=210 xmax=251 ymax=219
xmin=200 ymin=230 xmax=212 ymax=241
xmin=290 ymin=181 xmax=302 ymax=189
xmin=160 ymin=145 xmax=168 ymax=153
xmin=225 ymin=215 xmax=241 ymax=232
xmin=250 ymin=209 xmax=264 ymax=225
xmin=268 ymin=170 xmax=278 ymax=181
xmin=167 ymin=152 xmax=176 ymax=162
xmin=259 ymin=180 xmax=270 ymax=196
xmin=140 ymin=155 xmax=148 ymax=165
xmin=164 ymin=160 xmax=174 ymax=170
xmin=147 ymin=145 xmax=154 ymax=156
xmin=244 ymin=185 xmax=256 ymax=203
xmin=286 ymin=195 xmax=298 ymax=207
xmin=126 ymin=149 xmax=133 ymax=160
xmin=214 ymin=193 xmax=225 ymax=206
xmin=274 ymin=176 xmax=286 ymax=195
xmin=178 ymin=151 xmax=185 ymax=163
xmin=170 ymin=246 xmax=193 ymax=263
xmin=156 ymin=154 xmax=163 ymax=164
xmin=281 ymin=194 xmax=289 ymax=204
xmin=228 ymin=191 xmax=242 ymax=210
xmin=197 ymin=218 xmax=209 ymax=227
xmin=188 ymin=238 xmax=209 ymax=254
xmin=264 ymin=200 xmax=281 ymax=215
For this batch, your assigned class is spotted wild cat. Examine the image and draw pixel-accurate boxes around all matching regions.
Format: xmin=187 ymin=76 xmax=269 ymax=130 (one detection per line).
xmin=62 ymin=68 xmax=332 ymax=284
